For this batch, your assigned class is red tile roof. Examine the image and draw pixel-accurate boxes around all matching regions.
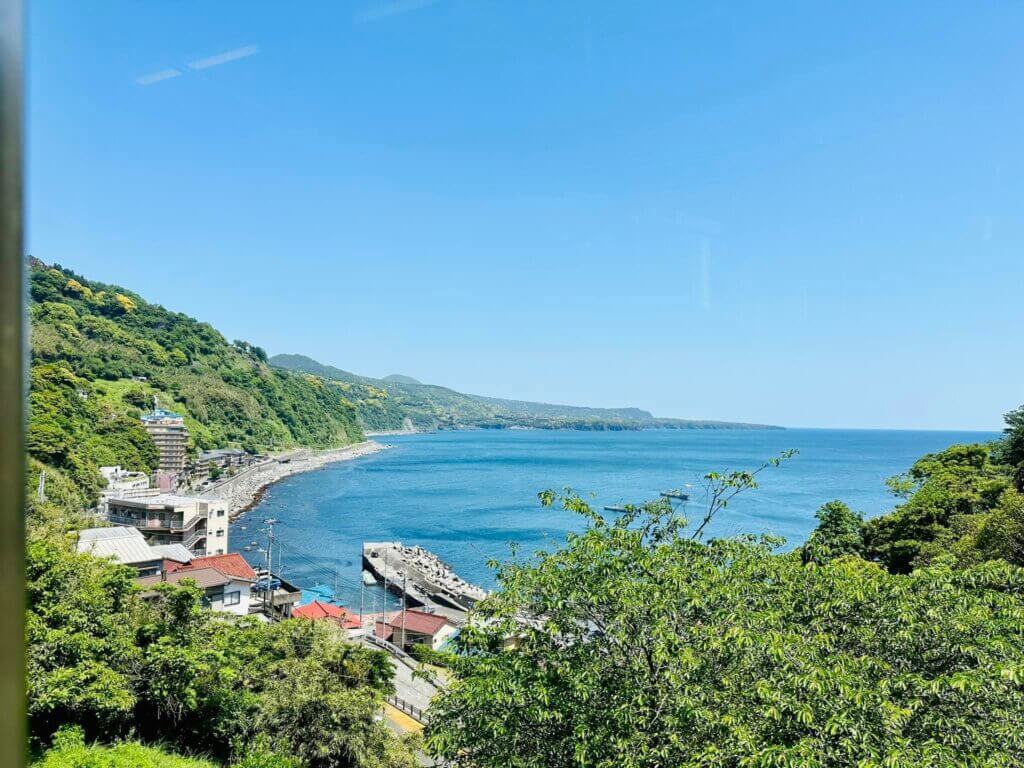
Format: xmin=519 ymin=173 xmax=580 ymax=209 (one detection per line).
xmin=167 ymin=553 xmax=256 ymax=581
xmin=293 ymin=600 xmax=361 ymax=629
xmin=374 ymin=621 xmax=394 ymax=642
xmin=385 ymin=609 xmax=451 ymax=636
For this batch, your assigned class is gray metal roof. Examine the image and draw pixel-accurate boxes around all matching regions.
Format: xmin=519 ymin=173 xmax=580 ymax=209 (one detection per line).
xmin=136 ymin=567 xmax=232 ymax=590
xmin=77 ymin=526 xmax=158 ymax=565
xmin=150 ymin=544 xmax=194 ymax=563
xmin=198 ymin=448 xmax=247 ymax=459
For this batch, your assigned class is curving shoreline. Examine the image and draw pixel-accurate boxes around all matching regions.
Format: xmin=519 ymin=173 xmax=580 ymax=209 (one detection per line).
xmin=193 ymin=441 xmax=390 ymax=521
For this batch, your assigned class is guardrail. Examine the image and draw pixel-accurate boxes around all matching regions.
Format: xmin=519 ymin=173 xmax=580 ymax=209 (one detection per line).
xmin=367 ymin=633 xmax=406 ymax=657
xmin=387 ymin=695 xmax=430 ymax=725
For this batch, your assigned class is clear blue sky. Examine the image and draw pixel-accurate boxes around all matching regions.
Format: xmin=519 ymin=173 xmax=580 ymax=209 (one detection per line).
xmin=27 ymin=2 xmax=1023 ymax=430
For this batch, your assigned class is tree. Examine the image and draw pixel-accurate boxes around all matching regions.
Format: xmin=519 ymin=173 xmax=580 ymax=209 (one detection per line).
xmin=122 ymin=387 xmax=151 ymax=410
xmin=26 ymin=531 xmax=416 ymax=767
xmin=862 ymin=444 xmax=1009 ymax=572
xmin=998 ymin=404 xmax=1024 ymax=490
xmin=801 ymin=500 xmax=864 ymax=564
xmin=254 ymin=620 xmax=414 ymax=768
xmin=26 ymin=540 xmax=139 ymax=742
xmin=426 ymin=484 xmax=1024 ymax=768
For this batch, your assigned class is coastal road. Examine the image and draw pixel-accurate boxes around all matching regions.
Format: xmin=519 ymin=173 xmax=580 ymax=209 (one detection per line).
xmin=391 ymin=651 xmax=441 ymax=712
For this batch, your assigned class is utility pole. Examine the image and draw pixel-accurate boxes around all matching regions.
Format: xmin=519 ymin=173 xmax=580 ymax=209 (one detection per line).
xmin=382 ymin=544 xmax=389 ymax=612
xmin=36 ymin=471 xmax=44 ymax=502
xmin=359 ymin=572 xmax=365 ymax=630
xmin=401 ymin=571 xmax=408 ymax=650
xmin=263 ymin=520 xmax=276 ymax=616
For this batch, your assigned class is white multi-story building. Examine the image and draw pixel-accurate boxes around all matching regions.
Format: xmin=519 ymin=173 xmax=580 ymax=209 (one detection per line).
xmin=106 ymin=494 xmax=229 ymax=556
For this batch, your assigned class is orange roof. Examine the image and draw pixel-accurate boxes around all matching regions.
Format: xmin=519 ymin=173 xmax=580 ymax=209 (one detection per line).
xmin=167 ymin=553 xmax=256 ymax=581
xmin=293 ymin=600 xmax=361 ymax=629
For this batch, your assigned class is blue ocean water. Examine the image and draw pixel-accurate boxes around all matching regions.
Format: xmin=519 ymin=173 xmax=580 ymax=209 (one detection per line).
xmin=233 ymin=428 xmax=996 ymax=610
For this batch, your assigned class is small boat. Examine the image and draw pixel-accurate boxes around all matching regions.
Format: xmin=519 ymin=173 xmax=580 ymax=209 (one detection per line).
xmin=362 ymin=570 xmax=377 ymax=586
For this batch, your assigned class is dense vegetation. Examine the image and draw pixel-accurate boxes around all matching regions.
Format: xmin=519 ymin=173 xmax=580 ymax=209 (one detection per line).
xmin=27 ymin=260 xmax=371 ymax=509
xmin=34 ymin=731 xmax=222 ymax=768
xmin=425 ymin=411 xmax=1024 ymax=767
xmin=271 ymin=353 xmax=780 ymax=432
xmin=27 ymin=535 xmax=416 ymax=768
xmin=24 ymin=259 xmax=1024 ymax=766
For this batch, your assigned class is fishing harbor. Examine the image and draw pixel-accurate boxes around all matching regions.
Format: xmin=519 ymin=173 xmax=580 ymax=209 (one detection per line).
xmin=363 ymin=541 xmax=487 ymax=625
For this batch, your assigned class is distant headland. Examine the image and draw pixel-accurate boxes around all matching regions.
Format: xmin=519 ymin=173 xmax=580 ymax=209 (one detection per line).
xmin=270 ymin=353 xmax=783 ymax=432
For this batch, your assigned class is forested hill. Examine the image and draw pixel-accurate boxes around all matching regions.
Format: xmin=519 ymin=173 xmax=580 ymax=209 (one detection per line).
xmin=26 ymin=260 xmax=370 ymax=511
xmin=271 ymin=353 xmax=782 ymax=432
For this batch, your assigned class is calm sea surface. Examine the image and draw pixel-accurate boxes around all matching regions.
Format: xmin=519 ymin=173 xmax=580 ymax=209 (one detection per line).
xmin=234 ymin=428 xmax=996 ymax=610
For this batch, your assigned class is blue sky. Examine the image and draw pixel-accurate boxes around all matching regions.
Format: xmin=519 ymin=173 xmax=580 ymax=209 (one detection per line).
xmin=27 ymin=1 xmax=1023 ymax=430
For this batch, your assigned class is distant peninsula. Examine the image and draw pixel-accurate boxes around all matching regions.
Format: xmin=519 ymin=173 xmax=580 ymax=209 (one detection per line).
xmin=270 ymin=353 xmax=783 ymax=432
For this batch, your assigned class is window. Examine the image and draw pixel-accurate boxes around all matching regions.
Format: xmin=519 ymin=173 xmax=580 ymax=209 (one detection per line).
xmin=224 ymin=590 xmax=241 ymax=606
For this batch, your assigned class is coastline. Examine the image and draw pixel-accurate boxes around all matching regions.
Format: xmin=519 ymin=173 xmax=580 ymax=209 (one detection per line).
xmin=194 ymin=440 xmax=390 ymax=521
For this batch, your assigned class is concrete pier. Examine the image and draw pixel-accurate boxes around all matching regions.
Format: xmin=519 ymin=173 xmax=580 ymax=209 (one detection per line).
xmin=362 ymin=541 xmax=486 ymax=624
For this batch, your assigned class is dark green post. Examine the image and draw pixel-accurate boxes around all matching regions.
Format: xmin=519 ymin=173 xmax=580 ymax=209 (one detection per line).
xmin=0 ymin=0 xmax=25 ymax=764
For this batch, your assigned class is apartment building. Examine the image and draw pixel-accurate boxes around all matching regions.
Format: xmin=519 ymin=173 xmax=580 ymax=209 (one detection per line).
xmin=106 ymin=494 xmax=229 ymax=556
xmin=140 ymin=408 xmax=189 ymax=475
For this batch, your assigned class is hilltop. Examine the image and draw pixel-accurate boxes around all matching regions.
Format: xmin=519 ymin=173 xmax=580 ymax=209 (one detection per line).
xmin=271 ymin=353 xmax=782 ymax=432
xmin=382 ymin=374 xmax=422 ymax=385
xmin=26 ymin=260 xmax=373 ymax=511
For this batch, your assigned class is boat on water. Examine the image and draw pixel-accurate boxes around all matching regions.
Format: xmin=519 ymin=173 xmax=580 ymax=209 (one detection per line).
xmin=362 ymin=570 xmax=377 ymax=586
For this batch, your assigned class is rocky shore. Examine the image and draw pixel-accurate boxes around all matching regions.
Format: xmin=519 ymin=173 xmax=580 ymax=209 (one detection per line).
xmin=195 ymin=441 xmax=389 ymax=519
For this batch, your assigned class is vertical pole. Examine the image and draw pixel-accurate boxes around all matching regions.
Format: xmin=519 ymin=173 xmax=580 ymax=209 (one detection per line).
xmin=264 ymin=523 xmax=273 ymax=616
xmin=401 ymin=572 xmax=408 ymax=651
xmin=359 ymin=573 xmax=365 ymax=630
xmin=0 ymin=1 xmax=25 ymax=763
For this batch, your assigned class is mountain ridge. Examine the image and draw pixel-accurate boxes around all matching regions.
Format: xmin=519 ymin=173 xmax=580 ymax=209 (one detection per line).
xmin=270 ymin=353 xmax=783 ymax=432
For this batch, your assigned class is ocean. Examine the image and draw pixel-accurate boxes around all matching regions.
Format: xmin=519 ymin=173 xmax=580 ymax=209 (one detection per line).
xmin=233 ymin=428 xmax=997 ymax=611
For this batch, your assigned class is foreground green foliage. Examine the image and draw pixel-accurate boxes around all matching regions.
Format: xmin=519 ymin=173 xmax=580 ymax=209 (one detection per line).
xmin=28 ymin=259 xmax=366 ymax=511
xmin=34 ymin=730 xmax=222 ymax=768
xmin=799 ymin=407 xmax=1024 ymax=574
xmin=427 ymin=490 xmax=1024 ymax=768
xmin=27 ymin=537 xmax=416 ymax=768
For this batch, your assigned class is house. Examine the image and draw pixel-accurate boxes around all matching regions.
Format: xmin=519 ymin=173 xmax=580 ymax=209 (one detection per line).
xmin=77 ymin=526 xmax=192 ymax=577
xmin=375 ymin=609 xmax=456 ymax=651
xmin=139 ymin=553 xmax=257 ymax=616
xmin=190 ymin=448 xmax=257 ymax=484
xmin=97 ymin=465 xmax=158 ymax=514
xmin=293 ymin=600 xmax=361 ymax=631
xmin=136 ymin=568 xmax=249 ymax=615
xmin=106 ymin=494 xmax=229 ymax=556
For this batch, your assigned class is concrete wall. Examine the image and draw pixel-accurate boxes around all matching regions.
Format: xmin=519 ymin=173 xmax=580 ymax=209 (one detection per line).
xmin=204 ymin=500 xmax=229 ymax=555
xmin=209 ymin=579 xmax=251 ymax=616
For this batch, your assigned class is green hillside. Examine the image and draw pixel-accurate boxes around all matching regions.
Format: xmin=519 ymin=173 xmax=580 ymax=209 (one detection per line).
xmin=26 ymin=260 xmax=373 ymax=511
xmin=271 ymin=353 xmax=782 ymax=431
